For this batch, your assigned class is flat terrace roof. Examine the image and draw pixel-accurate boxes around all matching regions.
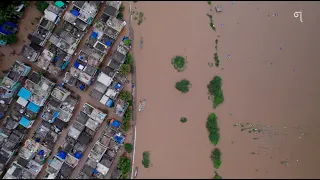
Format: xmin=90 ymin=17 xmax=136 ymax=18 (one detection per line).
xmin=107 ymin=16 xmax=126 ymax=32
xmin=104 ymin=1 xmax=121 ymax=17
xmin=39 ymin=16 xmax=55 ymax=32
xmin=20 ymin=45 xmax=39 ymax=61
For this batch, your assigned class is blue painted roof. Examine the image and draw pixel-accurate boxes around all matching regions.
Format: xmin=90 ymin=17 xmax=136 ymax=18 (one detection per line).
xmin=106 ymin=99 xmax=113 ymax=108
xmin=91 ymin=31 xmax=98 ymax=39
xmin=27 ymin=102 xmax=40 ymax=113
xmin=18 ymin=87 xmax=32 ymax=100
xmin=71 ymin=9 xmax=80 ymax=17
xmin=20 ymin=117 xmax=30 ymax=128
xmin=0 ymin=22 xmax=18 ymax=35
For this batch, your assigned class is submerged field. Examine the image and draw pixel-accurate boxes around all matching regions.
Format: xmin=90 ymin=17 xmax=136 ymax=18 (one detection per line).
xmin=132 ymin=1 xmax=320 ymax=178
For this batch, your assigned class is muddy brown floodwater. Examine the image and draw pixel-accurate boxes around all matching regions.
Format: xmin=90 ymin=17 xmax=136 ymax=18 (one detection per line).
xmin=132 ymin=1 xmax=320 ymax=179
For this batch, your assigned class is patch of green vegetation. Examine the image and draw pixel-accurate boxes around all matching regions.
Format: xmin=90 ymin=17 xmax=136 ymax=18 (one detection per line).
xmin=207 ymin=14 xmax=216 ymax=31
xmin=142 ymin=151 xmax=151 ymax=168
xmin=207 ymin=76 xmax=224 ymax=108
xmin=180 ymin=117 xmax=187 ymax=123
xmin=125 ymin=53 xmax=134 ymax=65
xmin=175 ymin=79 xmax=191 ymax=93
xmin=119 ymin=91 xmax=132 ymax=102
xmin=117 ymin=12 xmax=123 ymax=20
xmin=119 ymin=64 xmax=131 ymax=75
xmin=119 ymin=4 xmax=125 ymax=12
xmin=215 ymin=39 xmax=218 ymax=50
xmin=0 ymin=3 xmax=23 ymax=24
xmin=171 ymin=55 xmax=187 ymax=72
xmin=36 ymin=1 xmax=49 ymax=13
xmin=214 ymin=53 xmax=219 ymax=67
xmin=122 ymin=107 xmax=132 ymax=132
xmin=211 ymin=148 xmax=221 ymax=169
xmin=124 ymin=143 xmax=133 ymax=153
xmin=138 ymin=12 xmax=144 ymax=25
xmin=207 ymin=1 xmax=212 ymax=5
xmin=123 ymin=39 xmax=132 ymax=46
xmin=0 ymin=34 xmax=17 ymax=44
xmin=213 ymin=171 xmax=222 ymax=179
xmin=118 ymin=156 xmax=131 ymax=179
xmin=206 ymin=113 xmax=220 ymax=145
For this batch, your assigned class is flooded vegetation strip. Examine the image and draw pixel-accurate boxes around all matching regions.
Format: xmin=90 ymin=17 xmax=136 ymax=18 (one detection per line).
xmin=207 ymin=76 xmax=225 ymax=108
xmin=180 ymin=117 xmax=188 ymax=123
xmin=207 ymin=14 xmax=216 ymax=31
xmin=117 ymin=3 xmax=125 ymax=20
xmin=175 ymin=79 xmax=191 ymax=93
xmin=171 ymin=55 xmax=187 ymax=72
xmin=118 ymin=156 xmax=132 ymax=179
xmin=207 ymin=1 xmax=212 ymax=5
xmin=211 ymin=148 xmax=222 ymax=169
xmin=206 ymin=113 xmax=220 ymax=145
xmin=142 ymin=151 xmax=151 ymax=168
xmin=132 ymin=7 xmax=146 ymax=25
xmin=214 ymin=171 xmax=222 ymax=179
xmin=214 ymin=53 xmax=220 ymax=67
xmin=118 ymin=90 xmax=133 ymax=132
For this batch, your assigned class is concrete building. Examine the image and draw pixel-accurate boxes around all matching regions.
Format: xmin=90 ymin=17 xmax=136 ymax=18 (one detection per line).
xmin=104 ymin=1 xmax=121 ymax=17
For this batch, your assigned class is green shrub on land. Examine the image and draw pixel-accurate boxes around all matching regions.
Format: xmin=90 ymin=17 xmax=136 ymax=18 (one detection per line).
xmin=118 ymin=156 xmax=131 ymax=179
xmin=180 ymin=117 xmax=187 ymax=123
xmin=117 ymin=12 xmax=123 ymax=20
xmin=207 ymin=76 xmax=224 ymax=108
xmin=211 ymin=148 xmax=221 ymax=169
xmin=171 ymin=56 xmax=187 ymax=72
xmin=206 ymin=113 xmax=220 ymax=145
xmin=125 ymin=53 xmax=134 ymax=65
xmin=142 ymin=151 xmax=150 ymax=168
xmin=120 ymin=64 xmax=131 ymax=75
xmin=122 ymin=107 xmax=132 ymax=132
xmin=36 ymin=1 xmax=49 ymax=13
xmin=175 ymin=79 xmax=191 ymax=93
xmin=119 ymin=91 xmax=132 ymax=102
xmin=213 ymin=171 xmax=222 ymax=179
xmin=124 ymin=143 xmax=133 ymax=153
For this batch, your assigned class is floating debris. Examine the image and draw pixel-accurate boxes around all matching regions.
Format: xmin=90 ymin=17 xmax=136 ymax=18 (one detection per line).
xmin=220 ymin=24 xmax=224 ymax=27
xmin=228 ymin=54 xmax=231 ymax=59
xmin=280 ymin=47 xmax=283 ymax=50
xmin=228 ymin=112 xmax=232 ymax=115
xmin=232 ymin=1 xmax=235 ymax=4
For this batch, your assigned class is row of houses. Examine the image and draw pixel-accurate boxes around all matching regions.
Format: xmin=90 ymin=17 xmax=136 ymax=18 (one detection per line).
xmin=64 ymin=1 xmax=126 ymax=91
xmin=0 ymin=71 xmax=56 ymax=178
xmin=0 ymin=61 xmax=31 ymax=119
xmin=2 ymin=138 xmax=51 ymax=179
xmin=44 ymin=103 xmax=107 ymax=178
xmin=20 ymin=1 xmax=68 ymax=62
xmin=90 ymin=40 xmax=130 ymax=118
xmin=2 ymin=86 xmax=80 ymax=179
xmin=78 ymin=118 xmax=125 ymax=179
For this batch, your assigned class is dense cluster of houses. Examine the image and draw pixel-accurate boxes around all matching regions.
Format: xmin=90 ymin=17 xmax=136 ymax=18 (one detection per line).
xmin=44 ymin=103 xmax=106 ymax=179
xmin=0 ymin=1 xmax=133 ymax=179
xmin=78 ymin=118 xmax=125 ymax=179
xmin=0 ymin=60 xmax=81 ymax=179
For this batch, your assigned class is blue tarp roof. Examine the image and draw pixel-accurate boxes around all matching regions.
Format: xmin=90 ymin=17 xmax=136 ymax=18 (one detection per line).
xmin=74 ymin=152 xmax=82 ymax=159
xmin=74 ymin=61 xmax=80 ymax=68
xmin=105 ymin=40 xmax=112 ymax=46
xmin=19 ymin=117 xmax=30 ymax=128
xmin=114 ymin=83 xmax=121 ymax=90
xmin=57 ymin=151 xmax=67 ymax=159
xmin=71 ymin=9 xmax=80 ymax=16
xmin=122 ymin=36 xmax=129 ymax=41
xmin=38 ymin=150 xmax=45 ymax=156
xmin=93 ymin=168 xmax=98 ymax=174
xmin=114 ymin=135 xmax=123 ymax=144
xmin=111 ymin=120 xmax=120 ymax=128
xmin=0 ymin=22 xmax=18 ymax=35
xmin=52 ymin=111 xmax=59 ymax=122
xmin=79 ymin=84 xmax=86 ymax=90
xmin=106 ymin=99 xmax=113 ymax=108
xmin=27 ymin=102 xmax=40 ymax=113
xmin=18 ymin=87 xmax=32 ymax=100
xmin=91 ymin=31 xmax=98 ymax=39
